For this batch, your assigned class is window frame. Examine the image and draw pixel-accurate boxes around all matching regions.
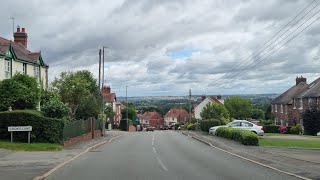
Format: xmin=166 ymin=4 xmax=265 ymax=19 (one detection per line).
xmin=299 ymin=98 xmax=303 ymax=110
xmin=4 ymin=60 xmax=11 ymax=79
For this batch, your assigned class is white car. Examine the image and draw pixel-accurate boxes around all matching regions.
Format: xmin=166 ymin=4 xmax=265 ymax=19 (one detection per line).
xmin=209 ymin=120 xmax=264 ymax=136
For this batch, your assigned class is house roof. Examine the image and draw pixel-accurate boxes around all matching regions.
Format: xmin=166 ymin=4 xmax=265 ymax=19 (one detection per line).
xmin=208 ymin=96 xmax=223 ymax=104
xmin=0 ymin=36 xmax=48 ymax=67
xmin=272 ymin=82 xmax=309 ymax=105
xmin=295 ymin=77 xmax=320 ymax=98
xmin=103 ymin=93 xmax=116 ymax=102
xmin=142 ymin=111 xmax=162 ymax=120
xmin=164 ymin=108 xmax=189 ymax=118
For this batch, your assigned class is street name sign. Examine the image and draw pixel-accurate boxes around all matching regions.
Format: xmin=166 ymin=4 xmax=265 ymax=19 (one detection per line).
xmin=8 ymin=126 xmax=32 ymax=132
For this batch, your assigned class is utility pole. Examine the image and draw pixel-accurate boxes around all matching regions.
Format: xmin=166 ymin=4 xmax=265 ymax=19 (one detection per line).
xmin=179 ymin=103 xmax=181 ymax=123
xmin=98 ymin=49 xmax=101 ymax=88
xmin=101 ymin=47 xmax=106 ymax=136
xmin=126 ymin=86 xmax=128 ymax=131
xmin=10 ymin=17 xmax=14 ymax=37
xmin=189 ymin=89 xmax=192 ymax=123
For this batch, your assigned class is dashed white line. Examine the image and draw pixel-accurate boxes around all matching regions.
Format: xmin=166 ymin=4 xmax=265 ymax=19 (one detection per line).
xmin=151 ymin=132 xmax=168 ymax=172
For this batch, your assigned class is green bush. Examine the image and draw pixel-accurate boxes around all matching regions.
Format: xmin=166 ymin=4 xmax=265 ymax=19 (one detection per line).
xmin=175 ymin=123 xmax=181 ymax=130
xmin=290 ymin=124 xmax=302 ymax=135
xmin=262 ymin=125 xmax=280 ymax=133
xmin=187 ymin=123 xmax=196 ymax=130
xmin=216 ymin=127 xmax=259 ymax=146
xmin=0 ymin=110 xmax=64 ymax=143
xmin=119 ymin=119 xmax=128 ymax=131
xmin=200 ymin=119 xmax=220 ymax=132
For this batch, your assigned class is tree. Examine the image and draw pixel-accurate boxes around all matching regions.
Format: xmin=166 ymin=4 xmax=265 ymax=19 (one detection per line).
xmin=0 ymin=73 xmax=40 ymax=111
xmin=224 ymin=96 xmax=252 ymax=119
xmin=200 ymin=103 xmax=230 ymax=123
xmin=51 ymin=70 xmax=101 ymax=118
xmin=121 ymin=107 xmax=137 ymax=121
xmin=251 ymin=108 xmax=265 ymax=119
xmin=302 ymin=108 xmax=320 ymax=136
xmin=42 ymin=97 xmax=70 ymax=119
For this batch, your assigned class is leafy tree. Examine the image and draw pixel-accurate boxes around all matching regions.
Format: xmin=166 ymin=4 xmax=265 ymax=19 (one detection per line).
xmin=0 ymin=73 xmax=40 ymax=111
xmin=224 ymin=96 xmax=252 ymax=119
xmin=42 ymin=97 xmax=70 ymax=119
xmin=251 ymin=108 xmax=265 ymax=119
xmin=200 ymin=103 xmax=230 ymax=123
xmin=302 ymin=108 xmax=320 ymax=136
xmin=51 ymin=70 xmax=101 ymax=118
xmin=75 ymin=95 xmax=101 ymax=120
xmin=121 ymin=107 xmax=137 ymax=121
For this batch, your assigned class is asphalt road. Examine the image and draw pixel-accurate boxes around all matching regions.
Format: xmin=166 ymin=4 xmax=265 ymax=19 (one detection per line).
xmin=46 ymin=131 xmax=300 ymax=180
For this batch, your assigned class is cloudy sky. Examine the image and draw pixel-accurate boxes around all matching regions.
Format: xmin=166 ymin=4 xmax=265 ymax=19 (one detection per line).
xmin=1 ymin=0 xmax=320 ymax=97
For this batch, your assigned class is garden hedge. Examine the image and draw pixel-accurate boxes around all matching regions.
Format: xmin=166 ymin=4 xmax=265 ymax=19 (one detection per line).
xmin=187 ymin=123 xmax=196 ymax=130
xmin=263 ymin=125 xmax=292 ymax=134
xmin=216 ymin=127 xmax=259 ymax=146
xmin=200 ymin=119 xmax=220 ymax=132
xmin=0 ymin=110 xmax=64 ymax=143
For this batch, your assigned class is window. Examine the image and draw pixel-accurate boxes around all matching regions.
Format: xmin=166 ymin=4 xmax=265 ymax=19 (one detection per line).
xmin=23 ymin=63 xmax=27 ymax=74
xmin=308 ymin=98 xmax=312 ymax=106
xmin=293 ymin=99 xmax=296 ymax=109
xmin=275 ymin=118 xmax=278 ymax=125
xmin=317 ymin=98 xmax=319 ymax=106
xmin=34 ymin=66 xmax=40 ymax=81
xmin=230 ymin=122 xmax=241 ymax=127
xmin=280 ymin=105 xmax=283 ymax=113
xmin=299 ymin=98 xmax=303 ymax=109
xmin=275 ymin=104 xmax=277 ymax=112
xmin=285 ymin=105 xmax=287 ymax=114
xmin=242 ymin=122 xmax=253 ymax=127
xmin=4 ymin=60 xmax=11 ymax=79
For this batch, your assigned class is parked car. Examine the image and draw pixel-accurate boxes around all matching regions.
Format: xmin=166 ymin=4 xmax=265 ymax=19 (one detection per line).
xmin=209 ymin=120 xmax=264 ymax=136
xmin=146 ymin=126 xmax=154 ymax=131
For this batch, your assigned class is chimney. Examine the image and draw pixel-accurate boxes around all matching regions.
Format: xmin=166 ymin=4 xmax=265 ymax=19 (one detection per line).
xmin=217 ymin=95 xmax=222 ymax=100
xmin=14 ymin=26 xmax=28 ymax=48
xmin=201 ymin=95 xmax=206 ymax=101
xmin=296 ymin=76 xmax=307 ymax=85
xmin=102 ymin=86 xmax=111 ymax=94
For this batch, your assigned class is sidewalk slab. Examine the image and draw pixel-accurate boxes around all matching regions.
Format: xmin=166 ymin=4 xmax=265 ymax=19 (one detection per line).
xmin=182 ymin=130 xmax=320 ymax=180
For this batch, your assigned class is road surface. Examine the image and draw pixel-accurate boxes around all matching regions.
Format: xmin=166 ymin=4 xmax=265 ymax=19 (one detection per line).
xmin=47 ymin=131 xmax=299 ymax=180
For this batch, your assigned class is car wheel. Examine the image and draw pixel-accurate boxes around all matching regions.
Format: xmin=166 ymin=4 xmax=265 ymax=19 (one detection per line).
xmin=252 ymin=131 xmax=257 ymax=134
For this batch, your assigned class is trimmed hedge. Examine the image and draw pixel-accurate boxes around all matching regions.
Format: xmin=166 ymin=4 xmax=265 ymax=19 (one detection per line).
xmin=0 ymin=110 xmax=64 ymax=143
xmin=216 ymin=127 xmax=259 ymax=146
xmin=187 ymin=123 xmax=196 ymax=130
xmin=120 ymin=119 xmax=128 ymax=131
xmin=263 ymin=125 xmax=292 ymax=134
xmin=200 ymin=119 xmax=220 ymax=132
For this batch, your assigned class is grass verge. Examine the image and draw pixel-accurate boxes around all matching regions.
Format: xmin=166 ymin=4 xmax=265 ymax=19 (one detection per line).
xmin=259 ymin=138 xmax=320 ymax=149
xmin=264 ymin=133 xmax=320 ymax=138
xmin=0 ymin=141 xmax=63 ymax=151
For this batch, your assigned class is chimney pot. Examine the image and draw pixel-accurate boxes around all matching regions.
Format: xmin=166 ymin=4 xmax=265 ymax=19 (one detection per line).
xmin=22 ymin=28 xmax=25 ymax=33
xmin=296 ymin=76 xmax=307 ymax=85
xmin=17 ymin=27 xmax=20 ymax=32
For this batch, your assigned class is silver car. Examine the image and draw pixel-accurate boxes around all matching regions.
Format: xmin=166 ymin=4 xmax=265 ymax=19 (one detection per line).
xmin=209 ymin=120 xmax=264 ymax=136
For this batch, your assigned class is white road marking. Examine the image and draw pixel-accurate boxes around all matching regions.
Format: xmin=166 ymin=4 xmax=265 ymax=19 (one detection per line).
xmin=151 ymin=132 xmax=168 ymax=172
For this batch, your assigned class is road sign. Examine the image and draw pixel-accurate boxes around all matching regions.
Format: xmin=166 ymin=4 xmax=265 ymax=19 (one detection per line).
xmin=134 ymin=117 xmax=139 ymax=122
xmin=8 ymin=126 xmax=32 ymax=132
xmin=8 ymin=126 xmax=32 ymax=143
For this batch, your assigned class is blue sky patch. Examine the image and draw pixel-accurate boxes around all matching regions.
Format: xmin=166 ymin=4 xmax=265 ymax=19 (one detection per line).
xmin=167 ymin=49 xmax=199 ymax=59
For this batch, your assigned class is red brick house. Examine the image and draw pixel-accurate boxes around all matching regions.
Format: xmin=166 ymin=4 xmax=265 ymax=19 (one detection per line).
xmin=164 ymin=108 xmax=190 ymax=126
xmin=139 ymin=111 xmax=163 ymax=129
xmin=271 ymin=76 xmax=320 ymax=126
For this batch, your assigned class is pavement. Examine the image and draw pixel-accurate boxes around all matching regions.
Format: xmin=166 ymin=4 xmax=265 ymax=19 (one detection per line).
xmin=0 ymin=131 xmax=123 ymax=180
xmin=46 ymin=131 xmax=301 ymax=180
xmin=182 ymin=130 xmax=320 ymax=179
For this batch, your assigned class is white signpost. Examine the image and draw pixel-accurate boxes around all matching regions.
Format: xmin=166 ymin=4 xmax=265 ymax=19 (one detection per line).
xmin=8 ymin=126 xmax=32 ymax=143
